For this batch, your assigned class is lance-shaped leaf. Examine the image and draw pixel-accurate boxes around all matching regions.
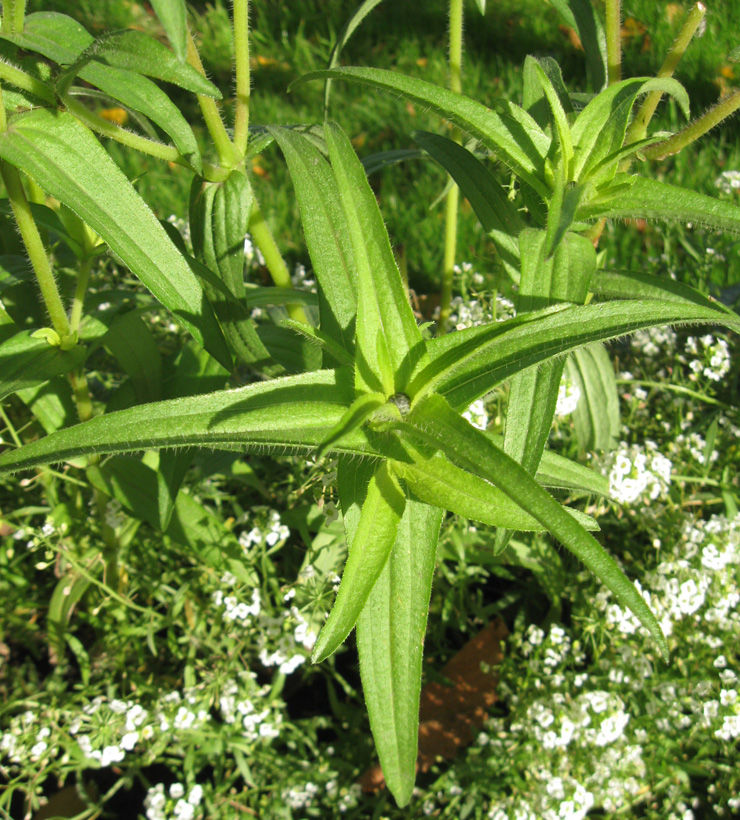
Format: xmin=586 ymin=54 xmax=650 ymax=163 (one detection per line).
xmin=400 ymin=394 xmax=669 ymax=660
xmin=2 ymin=13 xmax=202 ymax=171
xmin=495 ymin=229 xmax=595 ymax=551
xmin=547 ymin=0 xmax=607 ymax=91
xmin=190 ymin=170 xmax=252 ymax=299
xmin=581 ymin=175 xmax=740 ymax=236
xmin=294 ymin=68 xmax=551 ymax=198
xmin=66 ymin=29 xmax=221 ymax=98
xmin=0 ymin=369 xmax=361 ymax=475
xmin=312 ymin=460 xmax=406 ymax=663
xmin=0 ymin=109 xmax=231 ymax=369
xmin=413 ymin=298 xmax=740 ymax=411
xmin=0 ymin=329 xmax=87 ymax=403
xmin=149 ymin=0 xmax=188 ymax=62
xmin=391 ymin=438 xmax=599 ymax=531
xmin=413 ymin=131 xmax=522 ymax=281
xmin=317 ymin=391 xmax=386 ymax=459
xmin=591 ymin=268 xmax=739 ymax=317
xmin=324 ymin=0 xmax=385 ymax=115
xmin=356 ymin=497 xmax=443 ymax=806
xmin=566 ymin=343 xmax=620 ymax=453
xmin=323 ymin=121 xmax=425 ymax=393
xmin=523 ymin=56 xmax=573 ymax=128
xmin=269 ymin=127 xmax=357 ymax=356
xmin=571 ymin=78 xmax=689 ymax=185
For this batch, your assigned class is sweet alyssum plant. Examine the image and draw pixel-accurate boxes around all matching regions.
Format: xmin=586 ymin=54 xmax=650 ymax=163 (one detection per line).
xmin=0 ymin=0 xmax=739 ymax=807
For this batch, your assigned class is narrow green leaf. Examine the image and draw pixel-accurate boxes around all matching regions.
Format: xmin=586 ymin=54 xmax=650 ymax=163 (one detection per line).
xmin=293 ymin=67 xmax=551 ymax=197
xmin=1 ymin=12 xmax=202 ymax=170
xmin=356 ymin=498 xmax=442 ymax=806
xmin=269 ymin=127 xmax=357 ymax=356
xmin=324 ymin=0 xmax=385 ymax=115
xmin=571 ymin=78 xmax=689 ymax=184
xmin=0 ymin=369 xmax=360 ymax=474
xmin=0 ymin=329 xmax=86 ymax=402
xmin=16 ymin=376 xmax=77 ymax=434
xmin=317 ymin=391 xmax=386 ymax=459
xmin=474 ymin=0 xmax=486 ymax=13
xmin=149 ymin=0 xmax=188 ymax=62
xmin=71 ymin=30 xmax=221 ymax=98
xmin=495 ymin=230 xmax=595 ymax=551
xmin=523 ymin=56 xmax=573 ymax=126
xmin=402 ymin=394 xmax=669 ymax=660
xmin=535 ymin=447 xmax=611 ymax=498
xmin=392 ymin=439 xmax=599 ymax=531
xmin=413 ymin=298 xmax=740 ymax=411
xmin=48 ymin=554 xmax=96 ymax=664
xmin=323 ymin=121 xmax=425 ymax=393
xmin=190 ymin=170 xmax=252 ymax=299
xmin=413 ymin=131 xmax=522 ymax=281
xmin=312 ymin=460 xmax=406 ymax=663
xmin=281 ymin=318 xmax=354 ymax=367
xmin=547 ymin=0 xmax=607 ymax=91
xmin=566 ymin=343 xmax=620 ymax=453
xmin=0 ymin=109 xmax=231 ymax=368
xmin=582 ymin=175 xmax=740 ymax=236
xmin=590 ymin=268 xmax=738 ymax=319
xmin=533 ymin=62 xmax=573 ymax=169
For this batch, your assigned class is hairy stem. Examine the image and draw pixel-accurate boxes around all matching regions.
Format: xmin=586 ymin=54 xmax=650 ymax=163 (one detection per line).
xmin=438 ymin=0 xmax=464 ymax=333
xmin=0 ymin=161 xmax=70 ymax=337
xmin=187 ymin=30 xmax=240 ymax=169
xmin=626 ymin=2 xmax=706 ymax=144
xmin=605 ymin=0 xmax=621 ymax=85
xmin=232 ymin=0 xmax=251 ymax=158
xmin=642 ymin=89 xmax=740 ymax=160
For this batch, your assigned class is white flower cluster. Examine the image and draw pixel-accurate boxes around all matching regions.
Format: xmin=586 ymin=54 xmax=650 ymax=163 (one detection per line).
xmin=144 ymin=782 xmax=204 ymax=820
xmin=672 ymin=428 xmax=719 ymax=466
xmin=243 ymin=232 xmax=265 ymax=268
xmin=291 ymin=262 xmax=316 ymax=292
xmin=282 ymin=781 xmax=362 ymax=813
xmin=605 ymin=441 xmax=672 ymax=504
xmin=555 ymin=377 xmax=581 ymax=417
xmin=218 ymin=672 xmax=283 ymax=741
xmin=684 ymin=335 xmax=731 ymax=382
xmin=257 ymin=604 xmax=317 ymax=675
xmin=631 ymin=325 xmax=677 ymax=357
xmin=212 ymin=582 xmax=261 ymax=625
xmin=238 ymin=508 xmax=290 ymax=551
xmin=714 ymin=169 xmax=740 ymax=195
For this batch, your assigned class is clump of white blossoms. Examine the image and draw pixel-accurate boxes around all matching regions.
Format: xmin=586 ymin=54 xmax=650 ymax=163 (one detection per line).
xmin=682 ymin=334 xmax=731 ymax=382
xmin=555 ymin=376 xmax=581 ymax=417
xmin=715 ymin=169 xmax=740 ymax=195
xmin=144 ymin=782 xmax=204 ymax=820
xmin=631 ymin=325 xmax=677 ymax=357
xmin=238 ymin=508 xmax=290 ymax=551
xmin=604 ymin=441 xmax=672 ymax=504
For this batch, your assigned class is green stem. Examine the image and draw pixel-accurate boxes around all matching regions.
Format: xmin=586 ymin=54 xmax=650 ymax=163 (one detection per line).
xmin=12 ymin=0 xmax=24 ymax=33
xmin=248 ymin=199 xmax=309 ymax=324
xmin=232 ymin=0 xmax=250 ymax=158
xmin=438 ymin=0 xmax=464 ymax=333
xmin=615 ymin=378 xmax=728 ymax=408
xmin=68 ymin=256 xmax=93 ymax=336
xmin=187 ymin=30 xmax=240 ymax=169
xmin=0 ymin=406 xmax=22 ymax=448
xmin=605 ymin=0 xmax=621 ymax=85
xmin=2 ymin=1 xmax=13 ymax=33
xmin=0 ymin=59 xmax=55 ymax=103
xmin=642 ymin=89 xmax=740 ymax=160
xmin=626 ymin=2 xmax=706 ymax=144
xmin=0 ymin=161 xmax=70 ymax=337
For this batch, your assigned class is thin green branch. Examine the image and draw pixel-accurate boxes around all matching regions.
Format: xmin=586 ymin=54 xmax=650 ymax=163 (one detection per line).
xmin=12 ymin=0 xmax=25 ymax=33
xmin=232 ymin=0 xmax=251 ymax=158
xmin=248 ymin=199 xmax=309 ymax=325
xmin=605 ymin=0 xmax=622 ymax=85
xmin=0 ymin=58 xmax=55 ymax=103
xmin=642 ymin=89 xmax=740 ymax=160
xmin=69 ymin=256 xmax=93 ymax=335
xmin=186 ymin=30 xmax=240 ymax=169
xmin=0 ymin=160 xmax=70 ymax=337
xmin=438 ymin=0 xmax=464 ymax=333
xmin=626 ymin=2 xmax=706 ymax=144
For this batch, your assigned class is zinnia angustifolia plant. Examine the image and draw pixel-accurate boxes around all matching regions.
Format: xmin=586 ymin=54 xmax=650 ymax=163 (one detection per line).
xmin=0 ymin=0 xmax=739 ymax=807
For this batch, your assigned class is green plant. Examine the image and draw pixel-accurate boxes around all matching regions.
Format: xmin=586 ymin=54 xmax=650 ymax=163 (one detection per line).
xmin=0 ymin=0 xmax=739 ymax=809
